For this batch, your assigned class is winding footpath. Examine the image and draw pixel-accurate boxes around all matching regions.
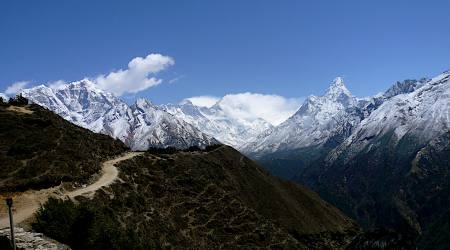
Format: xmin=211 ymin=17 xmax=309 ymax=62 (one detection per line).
xmin=0 ymin=152 xmax=143 ymax=229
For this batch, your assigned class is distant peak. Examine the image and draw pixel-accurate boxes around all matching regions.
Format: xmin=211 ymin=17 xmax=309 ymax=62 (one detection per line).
xmin=179 ymin=99 xmax=194 ymax=106
xmin=55 ymin=79 xmax=101 ymax=93
xmin=35 ymin=84 xmax=51 ymax=89
xmin=325 ymin=77 xmax=352 ymax=97
xmin=135 ymin=98 xmax=154 ymax=109
xmin=332 ymin=77 xmax=345 ymax=87
xmin=71 ymin=79 xmax=97 ymax=89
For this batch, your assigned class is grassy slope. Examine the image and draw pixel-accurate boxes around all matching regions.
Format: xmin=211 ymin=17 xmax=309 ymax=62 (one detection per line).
xmin=35 ymin=145 xmax=358 ymax=249
xmin=0 ymin=103 xmax=128 ymax=192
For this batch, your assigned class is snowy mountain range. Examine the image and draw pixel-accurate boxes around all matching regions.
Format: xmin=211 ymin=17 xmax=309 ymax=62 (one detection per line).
xmin=242 ymin=76 xmax=435 ymax=158
xmin=22 ymin=80 xmax=218 ymax=150
xmin=19 ymin=70 xmax=449 ymax=160
xmin=21 ymin=80 xmax=276 ymax=150
xmin=241 ymin=77 xmax=362 ymax=156
xmin=328 ymin=74 xmax=447 ymax=162
xmin=161 ymin=100 xmax=273 ymax=147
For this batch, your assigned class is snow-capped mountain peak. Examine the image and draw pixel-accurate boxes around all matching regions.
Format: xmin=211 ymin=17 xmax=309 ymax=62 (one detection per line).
xmin=161 ymin=100 xmax=273 ymax=148
xmin=22 ymin=82 xmax=218 ymax=150
xmin=242 ymin=77 xmax=360 ymax=155
xmin=326 ymin=77 xmax=351 ymax=96
xmin=322 ymin=77 xmax=355 ymax=106
xmin=134 ymin=98 xmax=156 ymax=110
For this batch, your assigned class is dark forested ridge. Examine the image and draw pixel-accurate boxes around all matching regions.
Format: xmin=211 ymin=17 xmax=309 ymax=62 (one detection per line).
xmin=0 ymin=101 xmax=127 ymax=192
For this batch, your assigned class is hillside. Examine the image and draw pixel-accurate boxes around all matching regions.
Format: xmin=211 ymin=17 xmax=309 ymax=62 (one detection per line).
xmin=0 ymin=102 xmax=128 ymax=192
xmin=34 ymin=145 xmax=359 ymax=249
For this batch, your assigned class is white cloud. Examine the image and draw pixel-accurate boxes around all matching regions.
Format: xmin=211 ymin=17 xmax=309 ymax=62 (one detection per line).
xmin=168 ymin=75 xmax=184 ymax=84
xmin=218 ymin=93 xmax=303 ymax=125
xmin=187 ymin=93 xmax=303 ymax=125
xmin=5 ymin=81 xmax=30 ymax=95
xmin=95 ymin=53 xmax=175 ymax=96
xmin=183 ymin=95 xmax=220 ymax=108
xmin=48 ymin=80 xmax=67 ymax=90
xmin=0 ymin=93 xmax=7 ymax=101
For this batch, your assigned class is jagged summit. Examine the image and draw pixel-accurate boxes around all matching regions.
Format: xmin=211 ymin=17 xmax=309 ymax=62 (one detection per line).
xmin=327 ymin=76 xmax=347 ymax=90
xmin=242 ymin=77 xmax=359 ymax=156
xmin=22 ymin=81 xmax=218 ymax=150
xmin=383 ymin=78 xmax=428 ymax=99
xmin=323 ymin=77 xmax=354 ymax=106
xmin=134 ymin=97 xmax=155 ymax=110
xmin=161 ymin=100 xmax=273 ymax=147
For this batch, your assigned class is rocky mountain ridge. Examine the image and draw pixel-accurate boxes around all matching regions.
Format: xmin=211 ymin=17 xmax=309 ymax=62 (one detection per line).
xmin=22 ymin=81 xmax=218 ymax=151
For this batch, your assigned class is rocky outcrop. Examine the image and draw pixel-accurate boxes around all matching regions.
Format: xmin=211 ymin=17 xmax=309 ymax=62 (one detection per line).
xmin=0 ymin=227 xmax=69 ymax=250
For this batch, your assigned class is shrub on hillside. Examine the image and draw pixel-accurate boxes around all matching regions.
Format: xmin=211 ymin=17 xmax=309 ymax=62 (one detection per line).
xmin=8 ymin=94 xmax=28 ymax=106
xmin=33 ymin=198 xmax=144 ymax=250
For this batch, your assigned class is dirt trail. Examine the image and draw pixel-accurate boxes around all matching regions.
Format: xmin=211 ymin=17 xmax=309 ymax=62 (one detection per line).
xmin=0 ymin=152 xmax=143 ymax=229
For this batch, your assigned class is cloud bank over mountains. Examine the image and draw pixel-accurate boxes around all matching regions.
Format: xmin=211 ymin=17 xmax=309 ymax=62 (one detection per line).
xmin=183 ymin=96 xmax=220 ymax=108
xmin=185 ymin=93 xmax=302 ymax=126
xmin=4 ymin=81 xmax=30 ymax=95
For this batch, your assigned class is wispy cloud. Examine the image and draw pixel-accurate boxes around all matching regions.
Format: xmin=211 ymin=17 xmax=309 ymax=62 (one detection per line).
xmin=168 ymin=75 xmax=184 ymax=84
xmin=48 ymin=80 xmax=67 ymax=90
xmin=5 ymin=81 xmax=30 ymax=95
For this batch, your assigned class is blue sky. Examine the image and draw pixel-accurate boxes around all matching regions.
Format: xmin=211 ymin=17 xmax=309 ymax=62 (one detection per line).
xmin=1 ymin=0 xmax=450 ymax=104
